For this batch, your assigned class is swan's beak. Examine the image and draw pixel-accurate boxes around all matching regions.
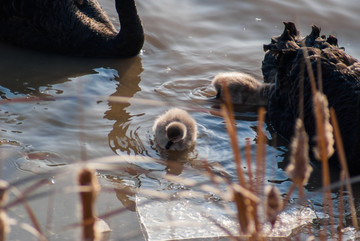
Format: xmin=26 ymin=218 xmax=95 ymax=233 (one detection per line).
xmin=165 ymin=141 xmax=173 ymax=150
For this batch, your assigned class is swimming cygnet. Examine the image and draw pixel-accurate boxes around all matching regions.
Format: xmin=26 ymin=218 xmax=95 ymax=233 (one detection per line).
xmin=153 ymin=108 xmax=197 ymax=151
xmin=211 ymin=72 xmax=273 ymax=105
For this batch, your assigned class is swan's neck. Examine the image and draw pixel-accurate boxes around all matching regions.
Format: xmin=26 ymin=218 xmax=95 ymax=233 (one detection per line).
xmin=116 ymin=0 xmax=143 ymax=35
xmin=113 ymin=0 xmax=144 ymax=56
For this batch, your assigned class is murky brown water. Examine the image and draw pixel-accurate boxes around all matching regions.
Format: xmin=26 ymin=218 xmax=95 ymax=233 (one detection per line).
xmin=1 ymin=0 xmax=360 ymax=240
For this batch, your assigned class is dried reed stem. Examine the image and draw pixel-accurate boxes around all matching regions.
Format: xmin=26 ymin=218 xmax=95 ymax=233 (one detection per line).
xmin=245 ymin=138 xmax=254 ymax=192
xmin=255 ymin=107 xmax=266 ymax=196
xmin=76 ymin=83 xmax=87 ymax=163
xmin=6 ymin=182 xmax=48 ymax=241
xmin=219 ymin=82 xmax=261 ymax=235
xmin=23 ymin=201 xmax=44 ymax=240
xmin=330 ymin=108 xmax=358 ymax=230
xmin=338 ymin=171 xmax=344 ymax=241
xmin=233 ymin=189 xmax=254 ymax=235
xmin=313 ymin=92 xmax=335 ymax=237
xmin=245 ymin=137 xmax=260 ymax=232
xmin=78 ymin=167 xmax=101 ymax=241
xmin=0 ymin=181 xmax=9 ymax=241
xmin=303 ymin=47 xmax=336 ymax=237
xmin=302 ymin=47 xmax=317 ymax=96
xmin=299 ymin=59 xmax=305 ymax=122
xmin=220 ymin=83 xmax=247 ymax=188
xmin=317 ymin=58 xmax=323 ymax=93
xmin=5 ymin=178 xmax=49 ymax=210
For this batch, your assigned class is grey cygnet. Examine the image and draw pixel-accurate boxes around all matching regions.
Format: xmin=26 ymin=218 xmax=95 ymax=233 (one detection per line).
xmin=153 ymin=108 xmax=197 ymax=151
xmin=212 ymin=72 xmax=273 ymax=105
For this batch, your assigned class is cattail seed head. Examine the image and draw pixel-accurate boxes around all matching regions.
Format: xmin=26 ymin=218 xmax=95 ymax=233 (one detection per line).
xmin=312 ymin=92 xmax=335 ymax=160
xmin=286 ymin=119 xmax=313 ymax=186
xmin=78 ymin=168 xmax=101 ymax=241
xmin=265 ymin=185 xmax=283 ymax=227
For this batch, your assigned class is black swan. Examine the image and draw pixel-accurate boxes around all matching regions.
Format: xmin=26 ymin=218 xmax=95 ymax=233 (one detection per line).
xmin=0 ymin=0 xmax=144 ymax=57
xmin=262 ymin=22 xmax=360 ymax=174
xmin=153 ymin=108 xmax=197 ymax=151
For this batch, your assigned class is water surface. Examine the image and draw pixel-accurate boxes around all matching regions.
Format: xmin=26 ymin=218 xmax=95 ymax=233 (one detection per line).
xmin=1 ymin=0 xmax=360 ymax=240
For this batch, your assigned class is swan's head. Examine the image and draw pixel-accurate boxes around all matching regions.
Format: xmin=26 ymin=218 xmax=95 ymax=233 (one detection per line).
xmin=165 ymin=122 xmax=187 ymax=149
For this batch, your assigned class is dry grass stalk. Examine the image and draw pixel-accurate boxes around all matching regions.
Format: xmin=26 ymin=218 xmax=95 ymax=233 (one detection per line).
xmin=219 ymin=82 xmax=262 ymax=236
xmin=303 ymin=47 xmax=336 ymax=237
xmin=245 ymin=138 xmax=254 ymax=192
xmin=251 ymin=108 xmax=267 ymax=234
xmin=233 ymin=189 xmax=254 ymax=235
xmin=4 ymin=178 xmax=49 ymax=210
xmin=264 ymin=185 xmax=282 ymax=228
xmin=330 ymin=108 xmax=358 ymax=230
xmin=301 ymin=47 xmax=317 ymax=96
xmin=255 ymin=107 xmax=266 ymax=196
xmin=3 ymin=180 xmax=48 ymax=241
xmin=338 ymin=171 xmax=344 ymax=241
xmin=302 ymin=46 xmax=335 ymax=161
xmin=317 ymin=58 xmax=323 ymax=93
xmin=78 ymin=167 xmax=101 ymax=241
xmin=312 ymin=91 xmax=336 ymax=237
xmin=220 ymin=83 xmax=247 ymax=188
xmin=0 ymin=180 xmax=9 ymax=241
xmin=22 ymin=201 xmax=45 ymax=240
xmin=299 ymin=59 xmax=305 ymax=121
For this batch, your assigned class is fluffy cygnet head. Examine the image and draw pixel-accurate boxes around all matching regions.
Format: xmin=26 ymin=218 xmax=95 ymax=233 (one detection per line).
xmin=165 ymin=122 xmax=187 ymax=149
xmin=212 ymin=72 xmax=271 ymax=105
xmin=153 ymin=108 xmax=197 ymax=151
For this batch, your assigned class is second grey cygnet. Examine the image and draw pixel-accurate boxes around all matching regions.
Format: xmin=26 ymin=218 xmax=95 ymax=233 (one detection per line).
xmin=212 ymin=72 xmax=273 ymax=105
xmin=153 ymin=108 xmax=197 ymax=151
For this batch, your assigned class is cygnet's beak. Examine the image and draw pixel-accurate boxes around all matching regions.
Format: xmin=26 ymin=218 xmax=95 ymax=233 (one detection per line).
xmin=165 ymin=141 xmax=173 ymax=150
xmin=209 ymin=92 xmax=221 ymax=101
xmin=214 ymin=89 xmax=221 ymax=99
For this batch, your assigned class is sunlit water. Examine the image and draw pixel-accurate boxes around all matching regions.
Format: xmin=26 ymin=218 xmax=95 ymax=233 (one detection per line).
xmin=1 ymin=0 xmax=360 ymax=240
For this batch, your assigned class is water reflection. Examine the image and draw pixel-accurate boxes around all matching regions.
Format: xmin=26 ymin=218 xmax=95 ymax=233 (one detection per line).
xmin=104 ymin=57 xmax=147 ymax=156
xmin=0 ymin=42 xmax=141 ymax=98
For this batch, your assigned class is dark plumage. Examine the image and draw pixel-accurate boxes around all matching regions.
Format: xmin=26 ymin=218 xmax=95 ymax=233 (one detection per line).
xmin=0 ymin=0 xmax=144 ymax=57
xmin=262 ymin=22 xmax=360 ymax=174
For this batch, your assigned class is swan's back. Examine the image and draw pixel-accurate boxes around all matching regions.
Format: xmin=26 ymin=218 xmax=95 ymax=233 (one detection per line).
xmin=262 ymin=22 xmax=360 ymax=173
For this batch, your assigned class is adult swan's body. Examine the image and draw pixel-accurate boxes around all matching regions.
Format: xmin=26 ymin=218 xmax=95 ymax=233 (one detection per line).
xmin=262 ymin=22 xmax=360 ymax=174
xmin=0 ymin=0 xmax=144 ymax=57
